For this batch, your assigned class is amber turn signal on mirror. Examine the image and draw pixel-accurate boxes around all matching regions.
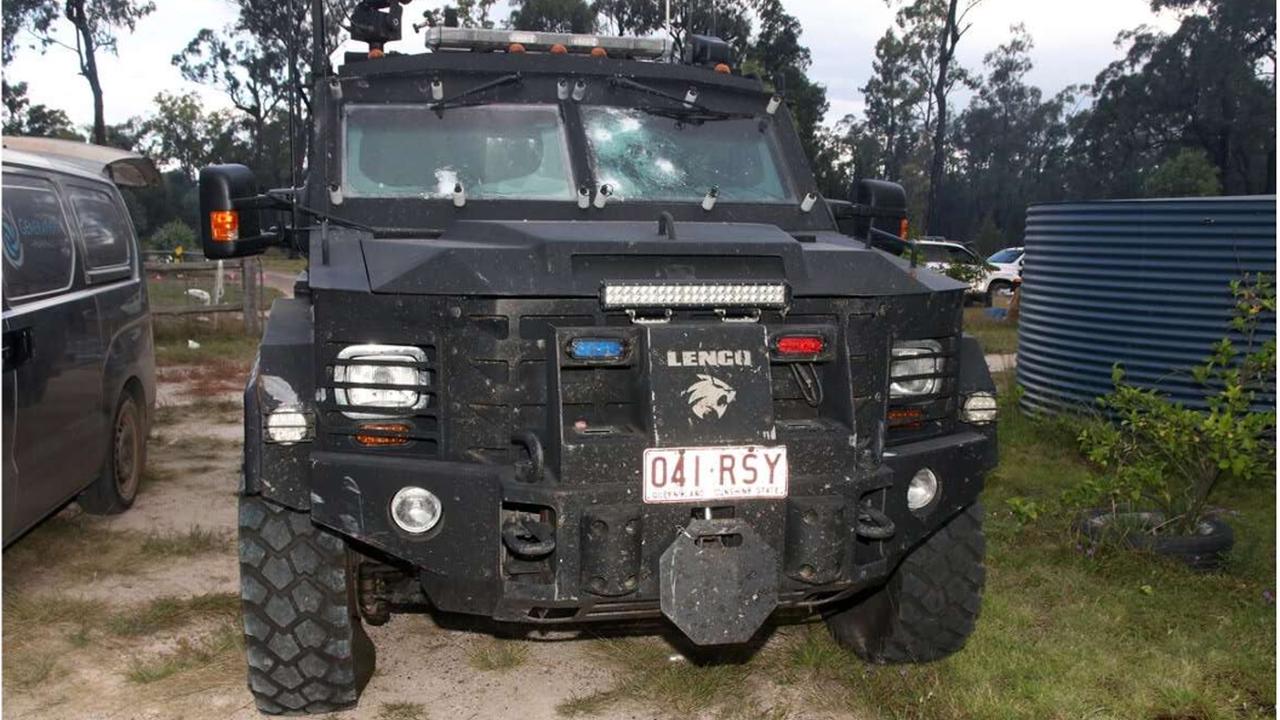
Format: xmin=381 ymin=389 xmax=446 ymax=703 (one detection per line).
xmin=209 ymin=210 xmax=240 ymax=243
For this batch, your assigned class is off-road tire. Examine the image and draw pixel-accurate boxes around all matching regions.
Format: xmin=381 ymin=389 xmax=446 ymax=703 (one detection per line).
xmin=825 ymin=502 xmax=985 ymax=663
xmin=238 ymin=494 xmax=375 ymax=715
xmin=79 ymin=392 xmax=144 ymax=515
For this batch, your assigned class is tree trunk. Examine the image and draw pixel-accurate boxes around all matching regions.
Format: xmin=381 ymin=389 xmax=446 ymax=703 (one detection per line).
xmin=925 ymin=0 xmax=960 ymax=235
xmin=66 ymin=0 xmax=106 ymax=145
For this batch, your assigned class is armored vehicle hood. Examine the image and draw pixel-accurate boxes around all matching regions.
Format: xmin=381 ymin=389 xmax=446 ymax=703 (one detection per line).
xmin=309 ymin=221 xmax=962 ymax=298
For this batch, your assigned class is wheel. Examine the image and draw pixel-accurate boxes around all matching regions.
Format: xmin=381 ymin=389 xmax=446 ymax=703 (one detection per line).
xmin=1076 ymin=509 xmax=1234 ymax=571
xmin=985 ymin=280 xmax=1012 ymax=308
xmin=238 ymin=494 xmax=375 ymax=715
xmin=79 ymin=392 xmax=144 ymax=515
xmin=825 ymin=502 xmax=985 ymax=664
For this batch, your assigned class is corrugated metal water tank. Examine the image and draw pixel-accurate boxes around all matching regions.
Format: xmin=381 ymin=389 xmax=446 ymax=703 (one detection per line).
xmin=1017 ymin=196 xmax=1276 ymax=414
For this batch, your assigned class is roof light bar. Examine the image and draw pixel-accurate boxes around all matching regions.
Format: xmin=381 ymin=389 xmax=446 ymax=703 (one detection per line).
xmin=601 ymin=282 xmax=789 ymax=310
xmin=425 ymin=27 xmax=670 ymax=59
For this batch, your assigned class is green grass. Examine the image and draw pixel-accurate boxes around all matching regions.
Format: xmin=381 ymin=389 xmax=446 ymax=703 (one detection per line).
xmin=4 ymin=651 xmax=57 ymax=690
xmin=563 ymin=392 xmax=1276 ymax=720
xmin=124 ymin=622 xmax=242 ymax=684
xmin=138 ymin=526 xmax=232 ymax=558
xmin=467 ymin=637 xmax=531 ymax=671
xmin=154 ymin=331 xmax=261 ymax=366
xmin=260 ymin=249 xmax=308 ymax=275
xmin=106 ymin=593 xmax=239 ymax=638
xmin=3 ymin=516 xmax=233 ymax=582
xmin=964 ymin=306 xmax=1018 ymax=355
xmin=557 ymin=639 xmax=776 ymax=719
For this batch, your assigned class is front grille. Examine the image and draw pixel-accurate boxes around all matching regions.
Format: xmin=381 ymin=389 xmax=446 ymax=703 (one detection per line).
xmin=440 ymin=299 xmax=870 ymax=466
xmin=318 ymin=342 xmax=441 ymax=457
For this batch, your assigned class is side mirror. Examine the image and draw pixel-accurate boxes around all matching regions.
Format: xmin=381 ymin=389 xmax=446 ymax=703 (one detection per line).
xmin=198 ymin=164 xmax=275 ymax=259
xmin=833 ymin=179 xmax=908 ymax=253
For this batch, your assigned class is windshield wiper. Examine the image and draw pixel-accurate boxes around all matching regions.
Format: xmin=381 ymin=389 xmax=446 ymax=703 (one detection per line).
xmin=610 ymin=76 xmax=756 ymax=124
xmin=634 ymin=104 xmax=756 ymax=125
xmin=430 ymin=72 xmax=523 ymax=116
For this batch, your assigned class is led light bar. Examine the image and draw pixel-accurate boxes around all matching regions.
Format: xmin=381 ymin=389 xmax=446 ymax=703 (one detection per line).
xmin=425 ymin=27 xmax=670 ymax=59
xmin=601 ymin=282 xmax=789 ymax=310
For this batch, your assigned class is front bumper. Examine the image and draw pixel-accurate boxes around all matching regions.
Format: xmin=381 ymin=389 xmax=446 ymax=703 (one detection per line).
xmin=306 ymin=427 xmax=995 ymax=632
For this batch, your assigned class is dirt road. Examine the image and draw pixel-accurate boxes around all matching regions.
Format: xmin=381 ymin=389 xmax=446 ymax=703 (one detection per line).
xmin=1 ymin=366 xmax=846 ymax=720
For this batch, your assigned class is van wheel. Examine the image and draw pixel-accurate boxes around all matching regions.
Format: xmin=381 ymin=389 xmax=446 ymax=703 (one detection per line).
xmin=985 ymin=281 xmax=1012 ymax=308
xmin=824 ymin=503 xmax=985 ymax=663
xmin=79 ymin=393 xmax=144 ymax=515
xmin=239 ymin=494 xmax=375 ymax=715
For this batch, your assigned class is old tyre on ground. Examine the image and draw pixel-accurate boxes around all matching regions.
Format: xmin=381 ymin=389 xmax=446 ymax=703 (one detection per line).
xmin=79 ymin=392 xmax=145 ymax=515
xmin=238 ymin=494 xmax=375 ymax=715
xmin=824 ymin=502 xmax=985 ymax=663
xmin=1076 ymin=508 xmax=1234 ymax=571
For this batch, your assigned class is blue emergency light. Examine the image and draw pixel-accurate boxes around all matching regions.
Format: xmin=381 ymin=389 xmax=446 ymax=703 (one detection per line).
xmin=567 ymin=338 xmax=627 ymax=361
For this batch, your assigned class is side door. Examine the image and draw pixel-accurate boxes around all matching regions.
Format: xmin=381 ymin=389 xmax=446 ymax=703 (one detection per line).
xmin=2 ymin=171 xmax=105 ymax=543
xmin=62 ymin=180 xmax=149 ymax=432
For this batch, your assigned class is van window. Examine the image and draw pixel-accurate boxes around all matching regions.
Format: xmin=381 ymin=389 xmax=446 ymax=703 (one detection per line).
xmin=2 ymin=175 xmax=75 ymax=301
xmin=66 ymin=185 xmax=132 ymax=270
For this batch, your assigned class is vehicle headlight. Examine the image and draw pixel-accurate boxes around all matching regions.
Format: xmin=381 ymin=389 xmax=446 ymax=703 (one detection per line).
xmin=334 ymin=344 xmax=429 ymax=418
xmin=961 ymin=391 xmax=998 ymax=424
xmin=890 ymin=340 xmax=943 ymax=398
xmin=265 ymin=406 xmax=311 ymax=444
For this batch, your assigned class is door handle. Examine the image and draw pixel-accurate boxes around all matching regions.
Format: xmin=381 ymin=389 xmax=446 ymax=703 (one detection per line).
xmin=2 ymin=327 xmax=32 ymax=368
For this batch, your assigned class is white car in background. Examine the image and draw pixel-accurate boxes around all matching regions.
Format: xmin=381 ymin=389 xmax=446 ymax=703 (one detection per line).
xmin=915 ymin=240 xmax=1022 ymax=305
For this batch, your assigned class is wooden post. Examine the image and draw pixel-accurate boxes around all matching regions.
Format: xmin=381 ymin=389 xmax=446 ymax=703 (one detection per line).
xmin=243 ymin=257 xmax=262 ymax=337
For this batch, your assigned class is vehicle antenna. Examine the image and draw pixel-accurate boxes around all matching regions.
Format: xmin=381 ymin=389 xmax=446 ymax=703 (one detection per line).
xmin=311 ymin=0 xmax=327 ymax=84
xmin=287 ymin=0 xmax=302 ymax=249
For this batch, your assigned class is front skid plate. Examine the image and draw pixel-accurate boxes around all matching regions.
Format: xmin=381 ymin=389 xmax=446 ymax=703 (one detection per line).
xmin=658 ymin=518 xmax=778 ymax=645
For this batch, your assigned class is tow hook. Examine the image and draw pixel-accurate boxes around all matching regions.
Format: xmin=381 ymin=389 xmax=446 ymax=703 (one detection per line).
xmin=854 ymin=505 xmax=896 ymax=540
xmin=511 ymin=431 xmax=545 ymax=483
xmin=502 ymin=516 xmax=556 ymax=558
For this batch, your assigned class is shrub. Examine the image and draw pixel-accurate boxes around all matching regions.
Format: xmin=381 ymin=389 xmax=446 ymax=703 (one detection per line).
xmin=145 ymin=220 xmax=195 ymax=253
xmin=1073 ymin=274 xmax=1276 ymax=534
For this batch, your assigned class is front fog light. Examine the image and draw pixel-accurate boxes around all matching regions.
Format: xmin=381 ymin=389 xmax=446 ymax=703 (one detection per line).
xmin=962 ymin=391 xmax=998 ymax=424
xmin=265 ymin=407 xmax=310 ymax=444
xmin=907 ymin=468 xmax=939 ymax=510
xmin=390 ymin=487 xmax=442 ymax=534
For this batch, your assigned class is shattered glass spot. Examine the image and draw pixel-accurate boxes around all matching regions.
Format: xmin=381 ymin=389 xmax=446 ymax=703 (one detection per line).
xmin=582 ymin=106 xmax=793 ymax=203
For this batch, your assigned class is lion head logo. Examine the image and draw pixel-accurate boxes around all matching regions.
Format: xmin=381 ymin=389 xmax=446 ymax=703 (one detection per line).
xmin=682 ymin=374 xmax=736 ymax=420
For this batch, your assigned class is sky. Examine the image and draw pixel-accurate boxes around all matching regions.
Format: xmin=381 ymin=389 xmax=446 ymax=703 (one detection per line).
xmin=3 ymin=0 xmax=1181 ymax=131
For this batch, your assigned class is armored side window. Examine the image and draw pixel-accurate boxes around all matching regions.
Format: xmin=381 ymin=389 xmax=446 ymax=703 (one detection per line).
xmin=1 ymin=173 xmax=76 ymax=302
xmin=65 ymin=184 xmax=134 ymax=273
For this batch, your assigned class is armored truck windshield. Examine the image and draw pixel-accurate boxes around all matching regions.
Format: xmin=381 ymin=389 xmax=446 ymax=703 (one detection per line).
xmin=584 ymin=107 xmax=794 ymax=203
xmin=345 ymin=104 xmax=575 ymax=200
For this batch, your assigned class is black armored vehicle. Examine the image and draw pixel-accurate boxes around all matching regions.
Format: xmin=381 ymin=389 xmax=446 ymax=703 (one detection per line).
xmin=199 ymin=4 xmax=998 ymax=713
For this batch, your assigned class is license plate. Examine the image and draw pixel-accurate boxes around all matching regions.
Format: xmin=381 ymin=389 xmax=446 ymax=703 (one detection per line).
xmin=642 ymin=446 xmax=788 ymax=504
